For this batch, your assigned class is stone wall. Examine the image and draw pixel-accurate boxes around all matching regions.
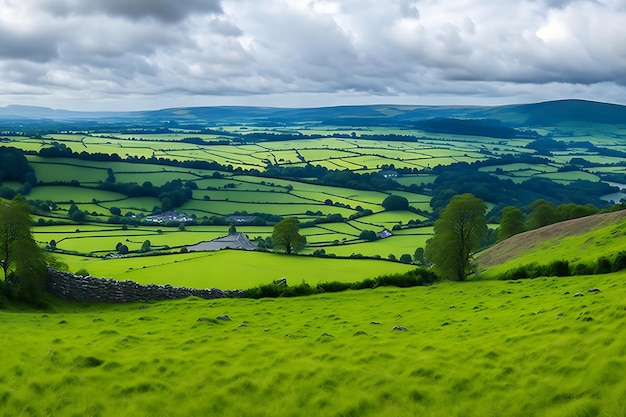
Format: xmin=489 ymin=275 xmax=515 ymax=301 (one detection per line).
xmin=45 ymin=268 xmax=245 ymax=303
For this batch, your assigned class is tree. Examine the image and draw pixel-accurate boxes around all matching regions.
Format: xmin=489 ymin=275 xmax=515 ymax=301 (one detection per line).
xmin=359 ymin=230 xmax=378 ymax=241
xmin=525 ymin=199 xmax=557 ymax=230
xmin=498 ymin=206 xmax=525 ymax=241
xmin=229 ymin=224 xmax=237 ymax=235
xmin=272 ymin=217 xmax=306 ymax=254
xmin=141 ymin=240 xmax=151 ymax=252
xmin=0 ymin=197 xmax=48 ymax=300
xmin=413 ymin=247 xmax=426 ymax=265
xmin=382 ymin=195 xmax=409 ymax=211
xmin=425 ymin=193 xmax=487 ymax=281
xmin=399 ymin=254 xmax=413 ymax=264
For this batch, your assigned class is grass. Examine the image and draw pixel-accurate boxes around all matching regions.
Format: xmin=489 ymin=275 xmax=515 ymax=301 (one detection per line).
xmin=57 ymin=250 xmax=416 ymax=289
xmin=2 ymin=272 xmax=625 ymax=416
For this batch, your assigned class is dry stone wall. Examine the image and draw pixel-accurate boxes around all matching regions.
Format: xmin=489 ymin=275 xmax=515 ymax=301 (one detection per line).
xmin=45 ymin=268 xmax=245 ymax=303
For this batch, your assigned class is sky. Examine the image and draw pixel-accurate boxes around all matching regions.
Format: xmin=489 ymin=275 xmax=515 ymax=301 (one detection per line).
xmin=0 ymin=0 xmax=625 ymax=111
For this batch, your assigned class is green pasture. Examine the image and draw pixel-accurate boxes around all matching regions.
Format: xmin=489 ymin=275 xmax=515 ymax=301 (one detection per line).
xmin=114 ymin=171 xmax=201 ymax=186
xmin=353 ymin=211 xmax=427 ymax=229
xmin=31 ymin=162 xmax=107 ymax=184
xmin=27 ymin=186 xmax=127 ymax=203
xmin=99 ymin=197 xmax=161 ymax=212
xmin=193 ymin=190 xmax=308 ymax=204
xmin=536 ymin=171 xmax=600 ymax=183
xmin=306 ymin=234 xmax=427 ymax=259
xmin=7 ymin=273 xmax=624 ymax=416
xmin=58 ymin=251 xmax=416 ymax=289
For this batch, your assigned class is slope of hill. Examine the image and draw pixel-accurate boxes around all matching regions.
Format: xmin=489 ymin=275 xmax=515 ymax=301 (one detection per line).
xmin=2 ymin=99 xmax=625 ymax=128
xmin=477 ymin=209 xmax=626 ymax=277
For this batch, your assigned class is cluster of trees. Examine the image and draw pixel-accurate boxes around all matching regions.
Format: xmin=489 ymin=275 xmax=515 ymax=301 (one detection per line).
xmin=100 ymin=179 xmax=194 ymax=211
xmin=0 ymin=147 xmax=37 ymax=198
xmin=429 ymin=159 xmax=616 ymax=217
xmin=497 ymin=200 xmax=599 ymax=241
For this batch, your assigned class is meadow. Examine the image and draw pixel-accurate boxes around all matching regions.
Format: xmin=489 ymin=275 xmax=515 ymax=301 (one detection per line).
xmin=2 ymin=272 xmax=625 ymax=417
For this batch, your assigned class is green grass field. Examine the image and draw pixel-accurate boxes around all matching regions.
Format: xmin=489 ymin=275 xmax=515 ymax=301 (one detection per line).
xmin=57 ymin=250 xmax=416 ymax=289
xmin=2 ymin=272 xmax=625 ymax=417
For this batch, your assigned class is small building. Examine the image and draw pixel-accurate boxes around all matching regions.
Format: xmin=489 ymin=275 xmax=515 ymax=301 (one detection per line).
xmin=187 ymin=233 xmax=258 ymax=252
xmin=145 ymin=211 xmax=194 ymax=224
xmin=228 ymin=215 xmax=256 ymax=223
xmin=379 ymin=170 xmax=399 ymax=179
xmin=376 ymin=228 xmax=393 ymax=239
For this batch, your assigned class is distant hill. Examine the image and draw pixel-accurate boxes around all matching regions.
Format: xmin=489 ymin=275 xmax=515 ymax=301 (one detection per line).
xmin=1 ymin=99 xmax=625 ymax=128
xmin=477 ymin=209 xmax=626 ymax=277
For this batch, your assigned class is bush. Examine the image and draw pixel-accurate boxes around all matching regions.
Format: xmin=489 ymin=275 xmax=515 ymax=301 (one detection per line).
xmin=382 ymin=195 xmax=409 ymax=211
xmin=316 ymin=281 xmax=352 ymax=293
xmin=547 ymin=260 xmax=570 ymax=277
xmin=612 ymin=251 xmax=626 ymax=272
xmin=572 ymin=263 xmax=594 ymax=276
xmin=594 ymin=257 xmax=613 ymax=274
xmin=75 ymin=269 xmax=90 ymax=277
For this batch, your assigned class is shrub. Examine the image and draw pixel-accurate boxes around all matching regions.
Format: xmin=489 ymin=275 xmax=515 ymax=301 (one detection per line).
xmin=547 ymin=260 xmax=570 ymax=277
xmin=75 ymin=269 xmax=90 ymax=277
xmin=316 ymin=281 xmax=352 ymax=293
xmin=382 ymin=195 xmax=409 ymax=211
xmin=572 ymin=263 xmax=594 ymax=276
xmin=594 ymin=257 xmax=613 ymax=274
xmin=612 ymin=251 xmax=626 ymax=272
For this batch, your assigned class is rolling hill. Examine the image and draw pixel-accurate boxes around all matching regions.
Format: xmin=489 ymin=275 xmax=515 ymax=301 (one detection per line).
xmin=2 ymin=99 xmax=626 ymax=128
xmin=477 ymin=209 xmax=626 ymax=277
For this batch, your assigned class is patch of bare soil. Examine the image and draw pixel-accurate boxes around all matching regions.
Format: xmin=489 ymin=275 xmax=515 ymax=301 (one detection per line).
xmin=477 ymin=210 xmax=626 ymax=268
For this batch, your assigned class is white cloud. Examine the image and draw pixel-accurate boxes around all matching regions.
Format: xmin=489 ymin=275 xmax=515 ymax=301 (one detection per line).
xmin=0 ymin=0 xmax=624 ymax=110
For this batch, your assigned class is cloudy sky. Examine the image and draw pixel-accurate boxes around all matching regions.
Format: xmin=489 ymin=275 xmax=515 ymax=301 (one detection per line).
xmin=0 ymin=0 xmax=624 ymax=110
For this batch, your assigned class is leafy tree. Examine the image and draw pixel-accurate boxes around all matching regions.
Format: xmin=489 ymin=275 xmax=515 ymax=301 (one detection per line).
xmin=272 ymin=217 xmax=306 ymax=254
xmin=382 ymin=195 xmax=409 ymax=211
xmin=399 ymin=254 xmax=413 ymax=264
xmin=498 ymin=206 xmax=525 ymax=241
xmin=359 ymin=230 xmax=378 ymax=241
xmin=117 ymin=244 xmax=129 ymax=255
xmin=0 ymin=197 xmax=48 ymax=301
xmin=425 ymin=193 xmax=487 ymax=281
xmin=70 ymin=209 xmax=86 ymax=222
xmin=229 ymin=224 xmax=237 ymax=235
xmin=525 ymin=199 xmax=557 ymax=230
xmin=141 ymin=240 xmax=151 ymax=252
xmin=413 ymin=247 xmax=426 ymax=265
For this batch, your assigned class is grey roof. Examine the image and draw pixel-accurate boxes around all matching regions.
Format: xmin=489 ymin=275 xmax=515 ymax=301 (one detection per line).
xmin=187 ymin=232 xmax=258 ymax=252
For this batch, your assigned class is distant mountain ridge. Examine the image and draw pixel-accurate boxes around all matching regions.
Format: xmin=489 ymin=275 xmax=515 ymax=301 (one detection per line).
xmin=1 ymin=99 xmax=625 ymax=128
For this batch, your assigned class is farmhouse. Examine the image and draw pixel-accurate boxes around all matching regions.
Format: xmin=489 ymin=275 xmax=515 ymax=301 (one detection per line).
xmin=186 ymin=232 xmax=258 ymax=252
xmin=379 ymin=169 xmax=399 ymax=179
xmin=377 ymin=228 xmax=393 ymax=239
xmin=146 ymin=211 xmax=194 ymax=224
xmin=228 ymin=215 xmax=256 ymax=223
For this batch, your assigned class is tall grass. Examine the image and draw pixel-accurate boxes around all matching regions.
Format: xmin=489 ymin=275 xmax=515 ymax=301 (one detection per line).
xmin=1 ymin=272 xmax=625 ymax=416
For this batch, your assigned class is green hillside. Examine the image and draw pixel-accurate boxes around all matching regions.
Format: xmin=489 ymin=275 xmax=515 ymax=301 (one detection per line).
xmin=477 ymin=209 xmax=626 ymax=278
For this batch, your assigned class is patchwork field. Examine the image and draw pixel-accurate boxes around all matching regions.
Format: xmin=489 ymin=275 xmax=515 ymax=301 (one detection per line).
xmin=2 ymin=273 xmax=625 ymax=417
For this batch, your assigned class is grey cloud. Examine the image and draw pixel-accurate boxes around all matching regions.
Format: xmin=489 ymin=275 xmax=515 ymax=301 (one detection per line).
xmin=396 ymin=0 xmax=420 ymax=18
xmin=0 ymin=28 xmax=58 ymax=62
xmin=39 ymin=0 xmax=222 ymax=23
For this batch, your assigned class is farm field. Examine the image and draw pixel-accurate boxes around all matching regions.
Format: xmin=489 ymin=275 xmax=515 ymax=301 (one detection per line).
xmin=2 ymin=104 xmax=626 ymax=286
xmin=56 ymin=251 xmax=416 ymax=289
xmin=2 ymin=272 xmax=625 ymax=416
